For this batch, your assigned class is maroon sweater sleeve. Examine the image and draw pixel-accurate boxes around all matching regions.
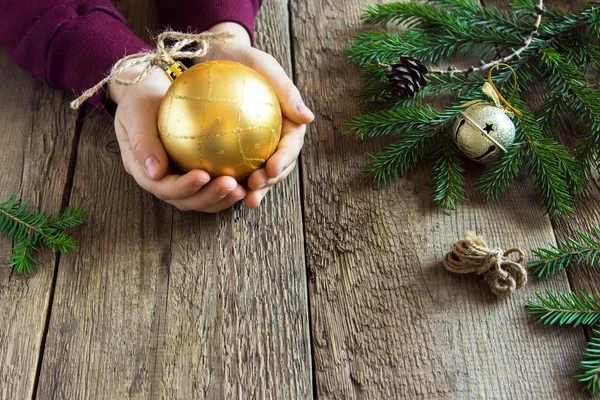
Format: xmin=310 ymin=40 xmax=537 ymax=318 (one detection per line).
xmin=0 ymin=0 xmax=263 ymax=109
xmin=0 ymin=0 xmax=152 ymax=108
xmin=155 ymin=0 xmax=263 ymax=43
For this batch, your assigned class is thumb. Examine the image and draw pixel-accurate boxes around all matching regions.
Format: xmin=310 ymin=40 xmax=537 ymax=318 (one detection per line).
xmin=119 ymin=107 xmax=169 ymax=180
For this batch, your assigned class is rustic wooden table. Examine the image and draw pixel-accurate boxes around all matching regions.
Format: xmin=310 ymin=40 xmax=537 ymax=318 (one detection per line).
xmin=1 ymin=0 xmax=599 ymax=398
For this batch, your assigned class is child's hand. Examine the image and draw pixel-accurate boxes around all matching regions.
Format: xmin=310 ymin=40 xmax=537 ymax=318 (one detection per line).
xmin=205 ymin=22 xmax=315 ymax=208
xmin=108 ymin=67 xmax=247 ymax=213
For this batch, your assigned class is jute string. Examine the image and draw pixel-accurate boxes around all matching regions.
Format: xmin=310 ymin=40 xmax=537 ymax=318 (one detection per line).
xmin=442 ymin=233 xmax=527 ymax=298
xmin=70 ymin=31 xmax=232 ymax=110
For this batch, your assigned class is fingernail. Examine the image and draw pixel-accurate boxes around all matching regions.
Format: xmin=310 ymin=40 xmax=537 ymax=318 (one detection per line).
xmin=219 ymin=188 xmax=231 ymax=196
xmin=144 ymin=156 xmax=160 ymax=178
xmin=297 ymin=103 xmax=314 ymax=118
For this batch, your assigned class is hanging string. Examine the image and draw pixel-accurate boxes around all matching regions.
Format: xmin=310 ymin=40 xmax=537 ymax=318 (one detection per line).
xmin=459 ymin=63 xmax=522 ymax=118
xmin=70 ymin=30 xmax=232 ymax=109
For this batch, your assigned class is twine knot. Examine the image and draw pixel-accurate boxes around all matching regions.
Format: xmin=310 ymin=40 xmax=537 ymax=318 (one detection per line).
xmin=442 ymin=233 xmax=527 ymax=298
xmin=70 ymin=30 xmax=233 ymax=110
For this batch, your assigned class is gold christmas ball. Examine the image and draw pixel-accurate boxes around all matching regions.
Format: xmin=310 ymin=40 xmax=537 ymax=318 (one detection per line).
xmin=158 ymin=60 xmax=282 ymax=180
xmin=452 ymin=103 xmax=515 ymax=164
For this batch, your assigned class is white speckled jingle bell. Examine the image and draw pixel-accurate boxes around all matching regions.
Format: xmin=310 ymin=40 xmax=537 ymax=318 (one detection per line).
xmin=452 ymin=102 xmax=516 ymax=164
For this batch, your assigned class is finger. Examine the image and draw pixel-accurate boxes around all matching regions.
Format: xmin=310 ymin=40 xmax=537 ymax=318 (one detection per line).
xmin=116 ymin=102 xmax=169 ymax=180
xmin=265 ymin=119 xmax=305 ymax=179
xmin=135 ymin=167 xmax=212 ymax=202
xmin=244 ymin=161 xmax=296 ymax=208
xmin=202 ymin=185 xmax=247 ymax=213
xmin=243 ymin=186 xmax=271 ymax=209
xmin=116 ymin=123 xmax=214 ymax=200
xmin=219 ymin=45 xmax=314 ymax=125
xmin=247 ymin=156 xmax=297 ymax=191
xmin=167 ymin=177 xmax=240 ymax=211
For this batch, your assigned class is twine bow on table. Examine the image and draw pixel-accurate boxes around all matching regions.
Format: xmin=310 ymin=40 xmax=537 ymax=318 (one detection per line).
xmin=442 ymin=233 xmax=527 ymax=298
xmin=70 ymin=30 xmax=233 ymax=109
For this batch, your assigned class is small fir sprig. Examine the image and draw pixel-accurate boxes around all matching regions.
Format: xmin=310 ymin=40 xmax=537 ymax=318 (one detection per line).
xmin=529 ymin=228 xmax=600 ymax=277
xmin=0 ymin=195 xmax=88 ymax=273
xmin=528 ymin=290 xmax=600 ymax=327
xmin=577 ymin=330 xmax=600 ymax=394
xmin=346 ymin=0 xmax=600 ymax=217
xmin=528 ymin=292 xmax=600 ymax=393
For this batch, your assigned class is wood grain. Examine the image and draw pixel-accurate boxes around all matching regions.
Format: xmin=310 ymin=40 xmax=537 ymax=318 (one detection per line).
xmin=290 ymin=0 xmax=589 ymax=398
xmin=0 ymin=50 xmax=79 ymax=399
xmin=35 ymin=0 xmax=312 ymax=398
xmin=152 ymin=1 xmax=313 ymax=398
xmin=34 ymin=2 xmax=169 ymax=398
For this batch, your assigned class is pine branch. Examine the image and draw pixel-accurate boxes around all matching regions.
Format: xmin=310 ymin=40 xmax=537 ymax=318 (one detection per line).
xmin=363 ymin=2 xmax=528 ymax=39
xmin=529 ymin=228 xmax=600 ymax=277
xmin=511 ymin=100 xmax=582 ymax=217
xmin=538 ymin=45 xmax=600 ymax=174
xmin=347 ymin=1 xmax=600 ymax=215
xmin=429 ymin=137 xmax=467 ymax=209
xmin=0 ymin=195 xmax=88 ymax=273
xmin=346 ymin=106 xmax=439 ymax=139
xmin=477 ymin=142 xmax=527 ymax=201
xmin=576 ymin=329 xmax=600 ymax=395
xmin=528 ymin=290 xmax=600 ymax=327
xmin=365 ymin=130 xmax=438 ymax=185
xmin=9 ymin=233 xmax=39 ymax=273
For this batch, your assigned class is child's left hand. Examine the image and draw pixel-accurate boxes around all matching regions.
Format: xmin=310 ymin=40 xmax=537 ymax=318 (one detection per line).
xmin=204 ymin=22 xmax=314 ymax=208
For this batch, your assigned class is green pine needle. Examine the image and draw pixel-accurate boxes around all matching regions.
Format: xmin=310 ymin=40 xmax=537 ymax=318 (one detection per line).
xmin=365 ymin=130 xmax=438 ymax=186
xmin=529 ymin=228 xmax=600 ymax=277
xmin=346 ymin=0 xmax=600 ymax=216
xmin=0 ymin=194 xmax=88 ymax=273
xmin=576 ymin=329 xmax=600 ymax=394
xmin=429 ymin=137 xmax=467 ymax=209
xmin=528 ymin=290 xmax=600 ymax=327
xmin=346 ymin=106 xmax=439 ymax=139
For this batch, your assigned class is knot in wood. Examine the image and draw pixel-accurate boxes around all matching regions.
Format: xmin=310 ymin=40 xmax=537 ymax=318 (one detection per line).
xmin=442 ymin=233 xmax=527 ymax=298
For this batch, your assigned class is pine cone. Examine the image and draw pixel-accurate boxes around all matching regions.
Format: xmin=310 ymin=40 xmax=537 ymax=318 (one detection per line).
xmin=384 ymin=57 xmax=428 ymax=99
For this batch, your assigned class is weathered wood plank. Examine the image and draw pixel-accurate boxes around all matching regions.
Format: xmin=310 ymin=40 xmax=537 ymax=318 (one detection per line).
xmin=152 ymin=1 xmax=313 ymax=398
xmin=0 ymin=49 xmax=79 ymax=398
xmin=291 ymin=0 xmax=588 ymax=398
xmin=36 ymin=0 xmax=312 ymax=398
xmin=34 ymin=2 xmax=168 ymax=399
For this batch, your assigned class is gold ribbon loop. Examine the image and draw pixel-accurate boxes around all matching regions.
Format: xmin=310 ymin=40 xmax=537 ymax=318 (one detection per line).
xmin=485 ymin=63 xmax=523 ymax=117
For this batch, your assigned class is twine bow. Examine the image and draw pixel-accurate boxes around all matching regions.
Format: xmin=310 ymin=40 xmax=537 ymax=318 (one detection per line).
xmin=442 ymin=233 xmax=527 ymax=298
xmin=70 ymin=30 xmax=233 ymax=109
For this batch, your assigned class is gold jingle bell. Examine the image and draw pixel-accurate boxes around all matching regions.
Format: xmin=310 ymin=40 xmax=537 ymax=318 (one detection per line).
xmin=158 ymin=60 xmax=282 ymax=180
xmin=452 ymin=102 xmax=516 ymax=164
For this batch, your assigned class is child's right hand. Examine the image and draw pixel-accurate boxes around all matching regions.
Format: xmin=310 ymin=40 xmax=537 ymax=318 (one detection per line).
xmin=109 ymin=67 xmax=247 ymax=212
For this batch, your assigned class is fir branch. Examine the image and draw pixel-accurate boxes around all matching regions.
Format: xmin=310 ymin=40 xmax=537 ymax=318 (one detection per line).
xmin=429 ymin=137 xmax=467 ymax=209
xmin=9 ymin=232 xmax=39 ymax=274
xmin=365 ymin=130 xmax=438 ymax=185
xmin=363 ymin=2 xmax=528 ymax=39
xmin=528 ymin=290 xmax=600 ymax=327
xmin=529 ymin=228 xmax=600 ymax=277
xmin=0 ymin=195 xmax=88 ymax=273
xmin=347 ymin=1 xmax=600 ymax=215
xmin=576 ymin=329 xmax=600 ymax=394
xmin=346 ymin=106 xmax=439 ymax=139
xmin=477 ymin=142 xmax=527 ymax=201
xmin=514 ymin=102 xmax=581 ymax=217
xmin=47 ymin=204 xmax=89 ymax=230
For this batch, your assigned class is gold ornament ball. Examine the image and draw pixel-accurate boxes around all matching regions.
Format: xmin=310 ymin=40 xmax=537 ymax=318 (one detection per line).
xmin=158 ymin=60 xmax=282 ymax=180
xmin=452 ymin=103 xmax=516 ymax=164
